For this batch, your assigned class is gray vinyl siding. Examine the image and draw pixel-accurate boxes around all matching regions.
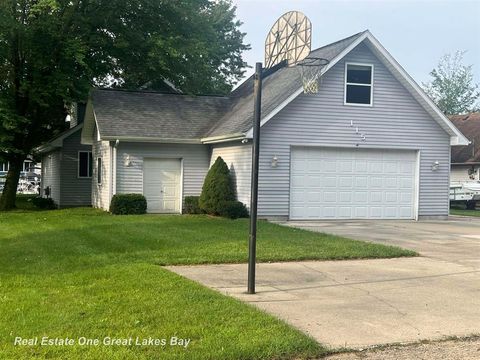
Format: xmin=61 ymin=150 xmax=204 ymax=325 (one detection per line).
xmin=258 ymin=42 xmax=450 ymax=218
xmin=210 ymin=142 xmax=252 ymax=206
xmin=92 ymin=138 xmax=111 ymax=210
xmin=59 ymin=130 xmax=92 ymax=206
xmin=41 ymin=150 xmax=61 ymax=206
xmin=115 ymin=143 xmax=210 ymax=204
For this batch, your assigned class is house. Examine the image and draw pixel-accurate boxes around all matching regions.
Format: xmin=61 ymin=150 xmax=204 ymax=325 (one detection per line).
xmin=78 ymin=30 xmax=468 ymax=220
xmin=37 ymin=104 xmax=93 ymax=207
xmin=449 ymin=113 xmax=480 ymax=183
xmin=0 ymin=157 xmax=41 ymax=194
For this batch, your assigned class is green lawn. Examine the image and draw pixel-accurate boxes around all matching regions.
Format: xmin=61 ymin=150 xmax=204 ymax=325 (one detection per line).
xmin=450 ymin=208 xmax=480 ymax=217
xmin=0 ymin=205 xmax=415 ymax=359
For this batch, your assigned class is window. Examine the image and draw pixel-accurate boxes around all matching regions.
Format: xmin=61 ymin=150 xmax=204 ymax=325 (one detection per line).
xmin=0 ymin=162 xmax=8 ymax=172
xmin=23 ymin=161 xmax=35 ymax=172
xmin=78 ymin=152 xmax=93 ymax=178
xmin=345 ymin=63 xmax=373 ymax=105
xmin=97 ymin=158 xmax=102 ymax=184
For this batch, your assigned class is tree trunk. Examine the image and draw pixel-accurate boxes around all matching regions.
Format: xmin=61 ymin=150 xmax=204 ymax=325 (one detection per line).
xmin=0 ymin=156 xmax=24 ymax=211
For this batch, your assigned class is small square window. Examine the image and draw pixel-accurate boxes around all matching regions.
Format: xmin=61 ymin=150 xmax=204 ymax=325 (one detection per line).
xmin=345 ymin=64 xmax=373 ymax=105
xmin=79 ymin=152 xmax=93 ymax=177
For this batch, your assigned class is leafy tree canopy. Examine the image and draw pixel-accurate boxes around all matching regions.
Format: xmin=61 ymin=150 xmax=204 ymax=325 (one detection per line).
xmin=0 ymin=0 xmax=249 ymax=209
xmin=423 ymin=51 xmax=479 ymax=115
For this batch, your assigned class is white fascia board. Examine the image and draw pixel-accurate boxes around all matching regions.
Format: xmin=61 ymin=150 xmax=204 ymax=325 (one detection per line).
xmin=101 ymin=136 xmax=202 ymax=144
xmin=363 ymin=32 xmax=470 ymax=146
xmin=201 ymin=133 xmax=245 ymax=144
xmin=245 ymin=32 xmax=370 ymax=138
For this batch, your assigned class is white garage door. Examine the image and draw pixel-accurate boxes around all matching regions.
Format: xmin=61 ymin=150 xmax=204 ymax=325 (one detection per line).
xmin=290 ymin=147 xmax=417 ymax=220
xmin=143 ymin=158 xmax=181 ymax=213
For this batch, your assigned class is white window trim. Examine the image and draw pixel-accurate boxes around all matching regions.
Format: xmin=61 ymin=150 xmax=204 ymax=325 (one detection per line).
xmin=78 ymin=151 xmax=92 ymax=178
xmin=97 ymin=157 xmax=102 ymax=185
xmin=344 ymin=62 xmax=374 ymax=107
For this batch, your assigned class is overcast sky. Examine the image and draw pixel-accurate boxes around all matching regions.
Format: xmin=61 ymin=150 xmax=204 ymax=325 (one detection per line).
xmin=232 ymin=0 xmax=480 ymax=85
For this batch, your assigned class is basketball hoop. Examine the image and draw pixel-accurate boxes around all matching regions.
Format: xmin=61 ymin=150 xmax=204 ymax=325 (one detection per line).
xmin=297 ymin=57 xmax=329 ymax=94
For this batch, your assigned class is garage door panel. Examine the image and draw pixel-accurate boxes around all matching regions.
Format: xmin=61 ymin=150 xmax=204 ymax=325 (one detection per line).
xmin=323 ymin=176 xmax=337 ymax=188
xmin=355 ymin=176 xmax=368 ymax=188
xmin=355 ymin=160 xmax=368 ymax=173
xmin=338 ymin=176 xmax=353 ymax=188
xmin=338 ymin=192 xmax=352 ymax=202
xmin=290 ymin=148 xmax=416 ymax=220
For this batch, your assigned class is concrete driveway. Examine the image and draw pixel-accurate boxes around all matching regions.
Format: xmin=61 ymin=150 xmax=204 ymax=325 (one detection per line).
xmin=167 ymin=217 xmax=480 ymax=349
xmin=282 ymin=216 xmax=480 ymax=269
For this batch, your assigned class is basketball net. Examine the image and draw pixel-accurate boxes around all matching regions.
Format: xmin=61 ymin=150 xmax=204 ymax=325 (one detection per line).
xmin=297 ymin=57 xmax=329 ymax=94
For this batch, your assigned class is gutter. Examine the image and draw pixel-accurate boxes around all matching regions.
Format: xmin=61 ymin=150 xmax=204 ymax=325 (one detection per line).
xmin=101 ymin=136 xmax=202 ymax=144
xmin=201 ymin=133 xmax=246 ymax=144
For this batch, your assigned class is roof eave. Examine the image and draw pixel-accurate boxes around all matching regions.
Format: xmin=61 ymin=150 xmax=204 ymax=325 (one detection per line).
xmin=451 ymin=162 xmax=480 ymax=165
xmin=201 ymin=133 xmax=246 ymax=144
xmin=36 ymin=123 xmax=84 ymax=154
xmin=102 ymin=136 xmax=202 ymax=144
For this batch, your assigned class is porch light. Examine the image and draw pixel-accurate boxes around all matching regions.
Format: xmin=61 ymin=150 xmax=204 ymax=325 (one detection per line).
xmin=431 ymin=161 xmax=440 ymax=171
xmin=271 ymin=155 xmax=278 ymax=168
xmin=124 ymin=155 xmax=132 ymax=167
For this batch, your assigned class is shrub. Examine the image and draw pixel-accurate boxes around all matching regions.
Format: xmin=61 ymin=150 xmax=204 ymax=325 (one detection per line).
xmin=199 ymin=157 xmax=235 ymax=215
xmin=32 ymin=196 xmax=57 ymax=210
xmin=110 ymin=194 xmax=147 ymax=215
xmin=217 ymin=200 xmax=249 ymax=219
xmin=184 ymin=196 xmax=202 ymax=214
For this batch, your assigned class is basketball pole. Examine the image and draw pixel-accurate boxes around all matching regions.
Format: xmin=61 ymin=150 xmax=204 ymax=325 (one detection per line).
xmin=248 ymin=62 xmax=263 ymax=295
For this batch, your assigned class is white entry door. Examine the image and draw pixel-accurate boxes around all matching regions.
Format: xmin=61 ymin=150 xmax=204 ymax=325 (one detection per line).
xmin=290 ymin=147 xmax=417 ymax=220
xmin=143 ymin=158 xmax=181 ymax=213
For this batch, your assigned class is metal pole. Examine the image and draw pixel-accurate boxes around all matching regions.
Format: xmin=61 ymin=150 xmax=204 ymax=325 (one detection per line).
xmin=248 ymin=62 xmax=263 ymax=294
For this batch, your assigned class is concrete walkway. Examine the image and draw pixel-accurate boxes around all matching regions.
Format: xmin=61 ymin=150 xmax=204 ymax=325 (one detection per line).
xmin=167 ymin=218 xmax=480 ymax=349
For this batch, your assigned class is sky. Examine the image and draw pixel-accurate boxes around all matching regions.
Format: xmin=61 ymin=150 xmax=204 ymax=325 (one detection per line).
xmin=232 ymin=0 xmax=480 ymax=86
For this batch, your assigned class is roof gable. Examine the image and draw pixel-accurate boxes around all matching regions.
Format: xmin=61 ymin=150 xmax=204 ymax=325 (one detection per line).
xmin=37 ymin=123 xmax=84 ymax=154
xmin=240 ymin=31 xmax=468 ymax=146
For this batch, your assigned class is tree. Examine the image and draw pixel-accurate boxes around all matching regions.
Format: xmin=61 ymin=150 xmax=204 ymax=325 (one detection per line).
xmin=0 ymin=0 xmax=249 ymax=210
xmin=423 ymin=51 xmax=479 ymax=115
xmin=199 ymin=157 xmax=235 ymax=215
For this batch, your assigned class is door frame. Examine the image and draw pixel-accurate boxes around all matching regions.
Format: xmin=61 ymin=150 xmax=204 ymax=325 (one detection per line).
xmin=288 ymin=145 xmax=420 ymax=220
xmin=142 ymin=157 xmax=183 ymax=214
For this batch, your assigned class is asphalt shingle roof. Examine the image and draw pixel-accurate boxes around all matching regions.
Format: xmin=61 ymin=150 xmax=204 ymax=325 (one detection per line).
xmin=92 ymin=90 xmax=231 ymax=140
xmin=91 ymin=31 xmax=366 ymax=141
xmin=450 ymin=113 xmax=480 ymax=164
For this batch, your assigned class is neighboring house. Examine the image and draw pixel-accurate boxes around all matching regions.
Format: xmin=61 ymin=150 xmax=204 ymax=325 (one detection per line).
xmin=0 ymin=158 xmax=41 ymax=194
xmin=37 ymin=104 xmax=92 ymax=207
xmin=449 ymin=113 xmax=480 ymax=182
xmin=78 ymin=30 xmax=467 ymax=220
xmin=0 ymin=158 xmax=41 ymax=177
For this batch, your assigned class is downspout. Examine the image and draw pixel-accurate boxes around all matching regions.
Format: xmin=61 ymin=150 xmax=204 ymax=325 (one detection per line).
xmin=112 ymin=140 xmax=119 ymax=199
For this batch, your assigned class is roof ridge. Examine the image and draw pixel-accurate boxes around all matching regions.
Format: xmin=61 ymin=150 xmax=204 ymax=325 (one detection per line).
xmin=309 ymin=30 xmax=368 ymax=54
xmin=93 ymin=87 xmax=230 ymax=99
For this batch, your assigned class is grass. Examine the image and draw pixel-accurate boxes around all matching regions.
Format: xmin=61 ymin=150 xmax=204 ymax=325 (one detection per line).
xmin=0 ymin=204 xmax=415 ymax=359
xmin=450 ymin=208 xmax=480 ymax=217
